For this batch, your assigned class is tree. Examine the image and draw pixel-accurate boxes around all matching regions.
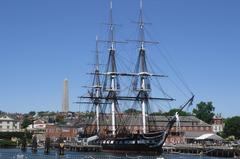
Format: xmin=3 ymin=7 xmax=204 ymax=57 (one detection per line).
xmin=223 ymin=116 xmax=240 ymax=139
xmin=38 ymin=111 xmax=46 ymax=117
xmin=55 ymin=114 xmax=65 ymax=124
xmin=192 ymin=101 xmax=215 ymax=124
xmin=28 ymin=111 xmax=36 ymax=116
xmin=162 ymin=109 xmax=190 ymax=116
xmin=21 ymin=116 xmax=33 ymax=129
xmin=124 ymin=108 xmax=141 ymax=114
xmin=0 ymin=110 xmax=4 ymax=115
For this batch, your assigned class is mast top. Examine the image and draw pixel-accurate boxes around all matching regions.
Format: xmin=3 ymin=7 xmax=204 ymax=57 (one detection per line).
xmin=139 ymin=0 xmax=145 ymax=49
xmin=110 ymin=0 xmax=113 ymax=9
xmin=140 ymin=0 xmax=143 ymax=10
xmin=95 ymin=35 xmax=100 ymax=71
xmin=109 ymin=0 xmax=115 ymax=50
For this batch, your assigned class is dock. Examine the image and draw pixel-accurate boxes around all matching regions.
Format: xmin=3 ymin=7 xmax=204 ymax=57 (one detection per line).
xmin=163 ymin=144 xmax=240 ymax=158
xmin=64 ymin=143 xmax=102 ymax=152
xmin=64 ymin=142 xmax=240 ymax=158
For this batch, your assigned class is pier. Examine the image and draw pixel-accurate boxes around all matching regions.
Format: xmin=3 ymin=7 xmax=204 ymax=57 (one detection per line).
xmin=64 ymin=142 xmax=102 ymax=152
xmin=64 ymin=142 xmax=240 ymax=158
xmin=163 ymin=144 xmax=240 ymax=158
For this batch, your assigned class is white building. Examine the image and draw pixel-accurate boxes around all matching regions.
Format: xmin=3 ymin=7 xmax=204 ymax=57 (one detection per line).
xmin=212 ymin=114 xmax=224 ymax=133
xmin=27 ymin=119 xmax=46 ymax=142
xmin=0 ymin=115 xmax=20 ymax=132
xmin=27 ymin=119 xmax=46 ymax=129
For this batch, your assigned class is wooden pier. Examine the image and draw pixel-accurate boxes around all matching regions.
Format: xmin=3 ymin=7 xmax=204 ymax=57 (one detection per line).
xmin=64 ymin=143 xmax=102 ymax=152
xmin=64 ymin=142 xmax=240 ymax=158
xmin=163 ymin=144 xmax=240 ymax=158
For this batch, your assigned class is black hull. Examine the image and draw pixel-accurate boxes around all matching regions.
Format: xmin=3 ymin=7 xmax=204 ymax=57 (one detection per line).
xmin=86 ymin=110 xmax=183 ymax=155
xmin=102 ymin=144 xmax=163 ymax=155
xmin=92 ymin=131 xmax=165 ymax=155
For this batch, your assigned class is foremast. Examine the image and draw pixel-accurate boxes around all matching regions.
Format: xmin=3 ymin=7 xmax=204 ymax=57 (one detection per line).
xmin=77 ymin=36 xmax=102 ymax=135
xmin=94 ymin=36 xmax=101 ymax=133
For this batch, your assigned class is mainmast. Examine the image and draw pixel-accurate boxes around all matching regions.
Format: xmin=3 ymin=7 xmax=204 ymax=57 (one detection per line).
xmin=139 ymin=0 xmax=145 ymax=50
xmin=135 ymin=0 xmax=152 ymax=134
xmin=103 ymin=1 xmax=119 ymax=136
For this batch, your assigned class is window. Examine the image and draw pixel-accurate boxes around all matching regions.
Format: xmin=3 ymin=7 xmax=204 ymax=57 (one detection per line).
xmin=124 ymin=140 xmax=129 ymax=144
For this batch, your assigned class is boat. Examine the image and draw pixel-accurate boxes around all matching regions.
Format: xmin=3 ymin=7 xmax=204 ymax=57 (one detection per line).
xmin=77 ymin=0 xmax=194 ymax=155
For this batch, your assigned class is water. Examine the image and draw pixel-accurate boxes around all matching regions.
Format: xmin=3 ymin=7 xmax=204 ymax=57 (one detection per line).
xmin=0 ymin=148 xmax=230 ymax=159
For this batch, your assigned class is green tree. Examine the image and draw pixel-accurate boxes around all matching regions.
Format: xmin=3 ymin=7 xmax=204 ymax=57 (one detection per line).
xmin=0 ymin=110 xmax=4 ymax=115
xmin=0 ymin=131 xmax=32 ymax=140
xmin=150 ymin=111 xmax=163 ymax=115
xmin=21 ymin=116 xmax=32 ymax=129
xmin=124 ymin=108 xmax=141 ymax=114
xmin=55 ymin=114 xmax=65 ymax=124
xmin=28 ymin=111 xmax=36 ymax=116
xmin=223 ymin=116 xmax=240 ymax=139
xmin=38 ymin=111 xmax=47 ymax=117
xmin=192 ymin=101 xmax=215 ymax=124
xmin=162 ymin=108 xmax=190 ymax=116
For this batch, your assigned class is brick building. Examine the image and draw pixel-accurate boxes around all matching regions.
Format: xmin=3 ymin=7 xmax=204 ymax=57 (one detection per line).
xmin=45 ymin=124 xmax=78 ymax=141
xmin=44 ymin=114 xmax=217 ymax=144
xmin=83 ymin=115 xmax=214 ymax=144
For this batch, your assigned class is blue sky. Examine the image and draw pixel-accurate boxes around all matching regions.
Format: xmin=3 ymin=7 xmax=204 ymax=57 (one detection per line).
xmin=0 ymin=0 xmax=239 ymax=117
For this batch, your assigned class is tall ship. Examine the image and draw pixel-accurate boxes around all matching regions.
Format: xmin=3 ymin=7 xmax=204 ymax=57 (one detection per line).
xmin=77 ymin=1 xmax=194 ymax=155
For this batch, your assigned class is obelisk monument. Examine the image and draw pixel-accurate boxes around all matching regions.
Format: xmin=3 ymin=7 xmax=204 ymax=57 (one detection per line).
xmin=62 ymin=78 xmax=69 ymax=112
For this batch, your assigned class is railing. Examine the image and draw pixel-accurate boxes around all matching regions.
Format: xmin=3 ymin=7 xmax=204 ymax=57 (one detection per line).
xmin=0 ymin=152 xmax=161 ymax=159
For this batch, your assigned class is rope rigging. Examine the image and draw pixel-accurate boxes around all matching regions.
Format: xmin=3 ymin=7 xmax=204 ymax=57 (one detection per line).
xmin=77 ymin=0 xmax=195 ymax=140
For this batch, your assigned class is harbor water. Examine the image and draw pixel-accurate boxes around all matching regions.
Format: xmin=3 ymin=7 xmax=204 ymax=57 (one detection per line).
xmin=0 ymin=148 xmax=231 ymax=159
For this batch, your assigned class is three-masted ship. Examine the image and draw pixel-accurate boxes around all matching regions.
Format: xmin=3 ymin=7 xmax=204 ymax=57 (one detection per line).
xmin=77 ymin=1 xmax=194 ymax=155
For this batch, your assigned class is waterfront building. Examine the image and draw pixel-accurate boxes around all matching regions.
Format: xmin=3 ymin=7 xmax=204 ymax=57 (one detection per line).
xmin=45 ymin=124 xmax=78 ymax=141
xmin=0 ymin=115 xmax=20 ymax=132
xmin=42 ymin=114 xmax=219 ymax=144
xmin=27 ymin=119 xmax=46 ymax=142
xmin=80 ymin=114 xmax=215 ymax=144
xmin=139 ymin=115 xmax=214 ymax=144
xmin=212 ymin=114 xmax=224 ymax=133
